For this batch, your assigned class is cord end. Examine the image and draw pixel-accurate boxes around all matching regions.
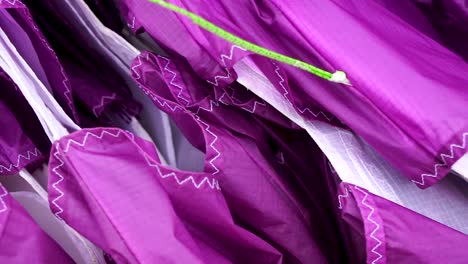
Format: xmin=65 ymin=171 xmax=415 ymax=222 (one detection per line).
xmin=330 ymin=71 xmax=351 ymax=85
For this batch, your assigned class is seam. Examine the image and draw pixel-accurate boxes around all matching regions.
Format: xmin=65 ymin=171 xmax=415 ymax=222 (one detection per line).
xmin=133 ymin=53 xmax=221 ymax=176
xmin=337 ymin=187 xmax=349 ymax=210
xmin=4 ymin=0 xmax=24 ymax=6
xmin=273 ymin=62 xmax=334 ymax=121
xmin=127 ymin=16 xmax=135 ymax=29
xmin=143 ymin=153 xmax=220 ymax=189
xmin=50 ymin=130 xmax=129 ymax=220
xmin=156 ymin=55 xmax=191 ymax=106
xmin=92 ymin=93 xmax=116 ymax=116
xmin=414 ymin=132 xmax=468 ymax=187
xmin=207 ymin=45 xmax=246 ymax=86
xmin=0 ymin=148 xmax=40 ymax=174
xmin=193 ymin=101 xmax=221 ymax=175
xmin=50 ymin=129 xmax=220 ymax=221
xmin=354 ymin=186 xmax=383 ymax=264
xmin=0 ymin=184 xmax=8 ymax=214
xmin=24 ymin=12 xmax=79 ymax=122
xmin=52 ymin=140 xmax=141 ymax=263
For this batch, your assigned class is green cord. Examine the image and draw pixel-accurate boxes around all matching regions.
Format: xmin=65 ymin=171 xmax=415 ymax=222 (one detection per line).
xmin=149 ymin=0 xmax=348 ymax=83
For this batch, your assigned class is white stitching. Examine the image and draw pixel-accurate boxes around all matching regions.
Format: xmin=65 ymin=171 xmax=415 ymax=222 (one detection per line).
xmin=337 ymin=187 xmax=349 ymax=209
xmin=4 ymin=0 xmax=25 ymax=6
xmin=127 ymin=17 xmax=135 ymax=29
xmin=156 ymin=55 xmax=191 ymax=106
xmin=51 ymin=143 xmax=66 ymax=220
xmin=273 ymin=62 xmax=334 ymax=121
xmin=413 ymin=132 xmax=468 ymax=186
xmin=207 ymin=45 xmax=246 ymax=86
xmin=50 ymin=128 xmax=220 ymax=220
xmin=0 ymin=184 xmax=8 ymax=214
xmin=133 ymin=53 xmax=221 ymax=175
xmin=131 ymin=55 xmax=143 ymax=80
xmin=25 ymin=13 xmax=79 ymax=122
xmin=218 ymin=92 xmax=229 ymax=105
xmin=226 ymin=85 xmax=266 ymax=114
xmin=0 ymin=148 xmax=41 ymax=174
xmin=241 ymin=100 xmax=266 ymax=113
xmin=92 ymin=93 xmax=116 ymax=116
xmin=194 ymin=101 xmax=221 ymax=175
xmin=354 ymin=186 xmax=383 ymax=264
xmin=50 ymin=130 xmax=130 ymax=220
xmin=144 ymin=153 xmax=220 ymax=189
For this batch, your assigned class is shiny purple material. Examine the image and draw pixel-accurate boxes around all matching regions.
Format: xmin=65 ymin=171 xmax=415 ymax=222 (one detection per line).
xmin=337 ymin=182 xmax=468 ymax=263
xmin=130 ymin=51 xmax=355 ymax=263
xmin=0 ymin=70 xmax=45 ymax=174
xmin=13 ymin=0 xmax=141 ymax=126
xmin=0 ymin=184 xmax=73 ymax=263
xmin=122 ymin=0 xmax=468 ymax=188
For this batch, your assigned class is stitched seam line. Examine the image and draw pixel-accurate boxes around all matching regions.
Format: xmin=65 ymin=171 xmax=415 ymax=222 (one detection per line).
xmin=24 ymin=11 xmax=79 ymax=122
xmin=354 ymin=186 xmax=383 ymax=264
xmin=0 ymin=148 xmax=40 ymax=173
xmin=92 ymin=93 xmax=117 ymax=116
xmin=414 ymin=132 xmax=468 ymax=186
xmin=133 ymin=52 xmax=222 ymax=176
xmin=273 ymin=62 xmax=334 ymax=121
xmin=156 ymin=55 xmax=191 ymax=106
xmin=207 ymin=45 xmax=246 ymax=86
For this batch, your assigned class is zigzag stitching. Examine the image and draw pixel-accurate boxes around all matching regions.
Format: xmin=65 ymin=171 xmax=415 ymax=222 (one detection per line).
xmin=156 ymin=55 xmax=190 ymax=106
xmin=241 ymin=100 xmax=266 ymax=113
xmin=5 ymin=0 xmax=24 ymax=6
xmin=128 ymin=17 xmax=136 ymax=29
xmin=413 ymin=132 xmax=468 ymax=186
xmin=50 ymin=130 xmax=128 ymax=220
xmin=207 ymin=45 xmax=246 ymax=86
xmin=337 ymin=187 xmax=349 ymax=209
xmin=92 ymin=93 xmax=116 ymax=116
xmin=51 ymin=144 xmax=65 ymax=220
xmin=218 ymin=92 xmax=229 ymax=105
xmin=226 ymin=84 xmax=266 ymax=114
xmin=131 ymin=55 xmax=143 ymax=80
xmin=194 ymin=100 xmax=221 ymax=175
xmin=0 ymin=148 xmax=41 ymax=173
xmin=0 ymin=184 xmax=8 ymax=214
xmin=144 ymin=154 xmax=220 ymax=189
xmin=25 ymin=14 xmax=78 ymax=122
xmin=273 ymin=63 xmax=334 ymax=121
xmin=133 ymin=53 xmax=221 ymax=176
xmin=354 ymin=186 xmax=383 ymax=264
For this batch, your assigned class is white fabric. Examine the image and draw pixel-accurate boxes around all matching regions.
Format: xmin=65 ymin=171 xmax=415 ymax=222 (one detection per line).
xmin=0 ymin=27 xmax=78 ymax=141
xmin=0 ymin=26 xmax=106 ymax=263
xmin=53 ymin=0 xmax=180 ymax=167
xmin=234 ymin=58 xmax=468 ymax=234
xmin=12 ymin=191 xmax=103 ymax=264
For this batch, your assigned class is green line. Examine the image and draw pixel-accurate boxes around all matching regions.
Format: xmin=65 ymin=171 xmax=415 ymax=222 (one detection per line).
xmin=149 ymin=0 xmax=346 ymax=82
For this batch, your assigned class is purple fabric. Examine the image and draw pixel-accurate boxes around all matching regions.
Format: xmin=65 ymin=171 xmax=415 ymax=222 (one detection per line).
xmin=48 ymin=127 xmax=281 ymax=263
xmin=0 ymin=70 xmax=45 ymax=175
xmin=123 ymin=0 xmax=468 ymax=188
xmin=119 ymin=0 xmax=342 ymax=126
xmin=13 ymin=0 xmax=141 ymax=127
xmin=84 ymin=0 xmax=123 ymax=33
xmin=416 ymin=0 xmax=468 ymax=61
xmin=130 ymin=51 xmax=357 ymax=263
xmin=337 ymin=182 xmax=468 ymax=263
xmin=3 ymin=3 xmax=80 ymax=122
xmin=0 ymin=184 xmax=73 ymax=263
